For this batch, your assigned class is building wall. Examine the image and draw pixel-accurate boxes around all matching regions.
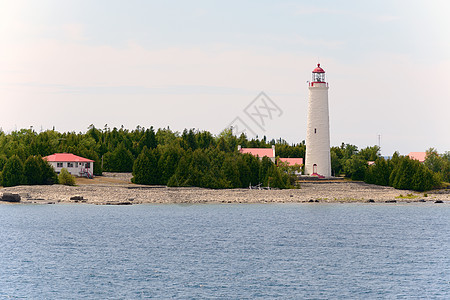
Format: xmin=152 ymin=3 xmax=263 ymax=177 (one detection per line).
xmin=48 ymin=161 xmax=93 ymax=176
xmin=305 ymin=82 xmax=331 ymax=178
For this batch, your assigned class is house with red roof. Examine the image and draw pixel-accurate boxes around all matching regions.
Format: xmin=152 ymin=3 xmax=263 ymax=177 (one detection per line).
xmin=238 ymin=145 xmax=276 ymax=162
xmin=238 ymin=146 xmax=304 ymax=174
xmin=44 ymin=153 xmax=94 ymax=178
xmin=277 ymin=157 xmax=303 ymax=175
xmin=408 ymin=152 xmax=427 ymax=163
xmin=278 ymin=157 xmax=304 ymax=167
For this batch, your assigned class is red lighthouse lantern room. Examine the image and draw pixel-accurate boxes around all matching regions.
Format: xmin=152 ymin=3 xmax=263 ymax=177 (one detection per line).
xmin=312 ymin=63 xmax=326 ymax=82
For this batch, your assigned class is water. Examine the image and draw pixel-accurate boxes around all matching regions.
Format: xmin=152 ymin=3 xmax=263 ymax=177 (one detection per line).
xmin=0 ymin=203 xmax=449 ymax=299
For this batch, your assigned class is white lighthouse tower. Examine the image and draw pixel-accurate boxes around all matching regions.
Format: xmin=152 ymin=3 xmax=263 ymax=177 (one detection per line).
xmin=305 ymin=63 xmax=332 ymax=178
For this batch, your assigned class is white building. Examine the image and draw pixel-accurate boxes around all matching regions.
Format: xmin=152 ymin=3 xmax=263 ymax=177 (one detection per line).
xmin=305 ymin=64 xmax=332 ymax=178
xmin=44 ymin=153 xmax=94 ymax=178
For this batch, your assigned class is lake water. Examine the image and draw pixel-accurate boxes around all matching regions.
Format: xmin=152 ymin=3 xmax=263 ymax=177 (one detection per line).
xmin=0 ymin=203 xmax=449 ymax=299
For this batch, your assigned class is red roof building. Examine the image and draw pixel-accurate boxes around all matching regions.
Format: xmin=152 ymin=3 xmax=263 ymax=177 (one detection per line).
xmin=44 ymin=153 xmax=94 ymax=178
xmin=238 ymin=145 xmax=276 ymax=162
xmin=278 ymin=157 xmax=304 ymax=166
xmin=408 ymin=152 xmax=427 ymax=163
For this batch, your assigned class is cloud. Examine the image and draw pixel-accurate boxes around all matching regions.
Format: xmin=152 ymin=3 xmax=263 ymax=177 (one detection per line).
xmin=293 ymin=6 xmax=346 ymax=16
xmin=292 ymin=4 xmax=399 ymax=23
xmin=0 ymin=37 xmax=315 ymax=93
xmin=62 ymin=24 xmax=87 ymax=42
xmin=0 ymin=25 xmax=448 ymax=154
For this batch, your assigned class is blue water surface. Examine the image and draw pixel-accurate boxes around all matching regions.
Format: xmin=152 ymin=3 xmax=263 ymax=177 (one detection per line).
xmin=0 ymin=203 xmax=449 ymax=299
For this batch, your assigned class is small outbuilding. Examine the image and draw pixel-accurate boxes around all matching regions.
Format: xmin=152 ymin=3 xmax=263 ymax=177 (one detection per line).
xmin=44 ymin=153 xmax=94 ymax=178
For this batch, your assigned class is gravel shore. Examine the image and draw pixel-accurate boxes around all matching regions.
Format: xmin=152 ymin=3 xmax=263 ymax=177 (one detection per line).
xmin=1 ymin=173 xmax=449 ymax=205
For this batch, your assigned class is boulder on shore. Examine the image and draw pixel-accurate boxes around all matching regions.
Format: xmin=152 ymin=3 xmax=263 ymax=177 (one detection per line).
xmin=0 ymin=193 xmax=21 ymax=202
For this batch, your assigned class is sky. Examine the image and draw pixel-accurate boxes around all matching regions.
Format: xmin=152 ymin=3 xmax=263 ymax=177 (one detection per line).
xmin=1 ymin=0 xmax=449 ymax=155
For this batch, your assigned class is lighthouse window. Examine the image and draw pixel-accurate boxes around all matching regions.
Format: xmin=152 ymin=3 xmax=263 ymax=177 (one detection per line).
xmin=314 ymin=128 xmax=317 ymax=134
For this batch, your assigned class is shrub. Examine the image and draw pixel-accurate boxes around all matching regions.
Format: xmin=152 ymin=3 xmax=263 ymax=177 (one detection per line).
xmin=58 ymin=168 xmax=76 ymax=186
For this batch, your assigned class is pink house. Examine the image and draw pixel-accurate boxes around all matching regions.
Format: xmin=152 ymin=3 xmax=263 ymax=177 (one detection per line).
xmin=408 ymin=152 xmax=427 ymax=163
xmin=278 ymin=157 xmax=303 ymax=175
xmin=238 ymin=145 xmax=276 ymax=163
xmin=44 ymin=153 xmax=94 ymax=178
xmin=278 ymin=157 xmax=304 ymax=167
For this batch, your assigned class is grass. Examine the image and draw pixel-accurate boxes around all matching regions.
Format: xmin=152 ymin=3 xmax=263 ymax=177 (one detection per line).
xmin=395 ymin=193 xmax=419 ymax=199
xmin=75 ymin=176 xmax=132 ymax=186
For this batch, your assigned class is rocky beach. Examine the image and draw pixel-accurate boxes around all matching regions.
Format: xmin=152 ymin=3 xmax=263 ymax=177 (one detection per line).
xmin=0 ymin=173 xmax=448 ymax=205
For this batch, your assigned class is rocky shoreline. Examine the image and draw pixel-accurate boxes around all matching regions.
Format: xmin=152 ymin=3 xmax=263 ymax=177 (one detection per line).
xmin=1 ymin=173 xmax=449 ymax=205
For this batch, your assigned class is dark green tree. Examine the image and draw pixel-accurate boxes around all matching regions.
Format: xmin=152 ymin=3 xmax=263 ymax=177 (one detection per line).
xmin=222 ymin=156 xmax=241 ymax=188
xmin=0 ymin=155 xmax=7 ymax=172
xmin=365 ymin=157 xmax=391 ymax=186
xmin=138 ymin=127 xmax=157 ymax=151
xmin=181 ymin=129 xmax=198 ymax=151
xmin=343 ymin=156 xmax=367 ymax=181
xmin=390 ymin=157 xmax=417 ymax=190
xmin=37 ymin=156 xmax=58 ymax=184
xmin=259 ymin=156 xmax=274 ymax=186
xmin=103 ymin=142 xmax=134 ymax=172
xmin=242 ymin=153 xmax=260 ymax=186
xmin=2 ymin=155 xmax=24 ymax=187
xmin=158 ymin=145 xmax=184 ymax=185
xmin=132 ymin=147 xmax=159 ymax=184
xmin=167 ymin=151 xmax=193 ymax=187
xmin=24 ymin=156 xmax=43 ymax=185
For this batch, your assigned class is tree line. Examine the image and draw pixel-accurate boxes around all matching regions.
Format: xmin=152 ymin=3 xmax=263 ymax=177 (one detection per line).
xmin=0 ymin=125 xmax=448 ymax=191
xmin=0 ymin=126 xmax=303 ymax=189
xmin=331 ymin=144 xmax=448 ymax=191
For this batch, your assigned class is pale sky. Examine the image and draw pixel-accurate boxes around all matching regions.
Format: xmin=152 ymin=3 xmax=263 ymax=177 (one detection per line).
xmin=1 ymin=0 xmax=449 ymax=155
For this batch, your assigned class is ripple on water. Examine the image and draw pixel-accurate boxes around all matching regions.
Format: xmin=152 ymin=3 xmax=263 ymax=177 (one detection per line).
xmin=0 ymin=203 xmax=449 ymax=299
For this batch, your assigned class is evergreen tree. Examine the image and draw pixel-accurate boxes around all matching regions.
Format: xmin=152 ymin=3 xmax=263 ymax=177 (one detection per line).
xmin=181 ymin=129 xmax=198 ymax=151
xmin=167 ymin=151 xmax=192 ymax=187
xmin=411 ymin=166 xmax=435 ymax=191
xmin=37 ymin=156 xmax=58 ymax=185
xmin=222 ymin=156 xmax=241 ymax=188
xmin=365 ymin=157 xmax=391 ymax=186
xmin=259 ymin=156 xmax=274 ymax=186
xmin=236 ymin=155 xmax=252 ymax=187
xmin=343 ymin=156 xmax=367 ymax=181
xmin=139 ymin=127 xmax=157 ymax=151
xmin=158 ymin=145 xmax=183 ymax=185
xmin=24 ymin=156 xmax=43 ymax=185
xmin=2 ymin=155 xmax=24 ymax=187
xmin=0 ymin=155 xmax=7 ymax=171
xmin=242 ymin=153 xmax=260 ymax=186
xmin=391 ymin=158 xmax=417 ymax=190
xmin=104 ymin=142 xmax=134 ymax=172
xmin=267 ymin=165 xmax=289 ymax=189
xmin=132 ymin=147 xmax=159 ymax=184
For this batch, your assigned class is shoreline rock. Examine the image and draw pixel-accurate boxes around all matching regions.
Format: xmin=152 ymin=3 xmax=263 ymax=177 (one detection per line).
xmin=1 ymin=180 xmax=449 ymax=205
xmin=0 ymin=192 xmax=21 ymax=202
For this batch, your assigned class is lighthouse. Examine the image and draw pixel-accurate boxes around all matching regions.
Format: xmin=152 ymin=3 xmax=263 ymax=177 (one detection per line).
xmin=305 ymin=63 xmax=332 ymax=178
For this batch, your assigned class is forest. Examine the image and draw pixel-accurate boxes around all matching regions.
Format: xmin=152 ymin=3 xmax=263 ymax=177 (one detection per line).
xmin=0 ymin=125 xmax=448 ymax=191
